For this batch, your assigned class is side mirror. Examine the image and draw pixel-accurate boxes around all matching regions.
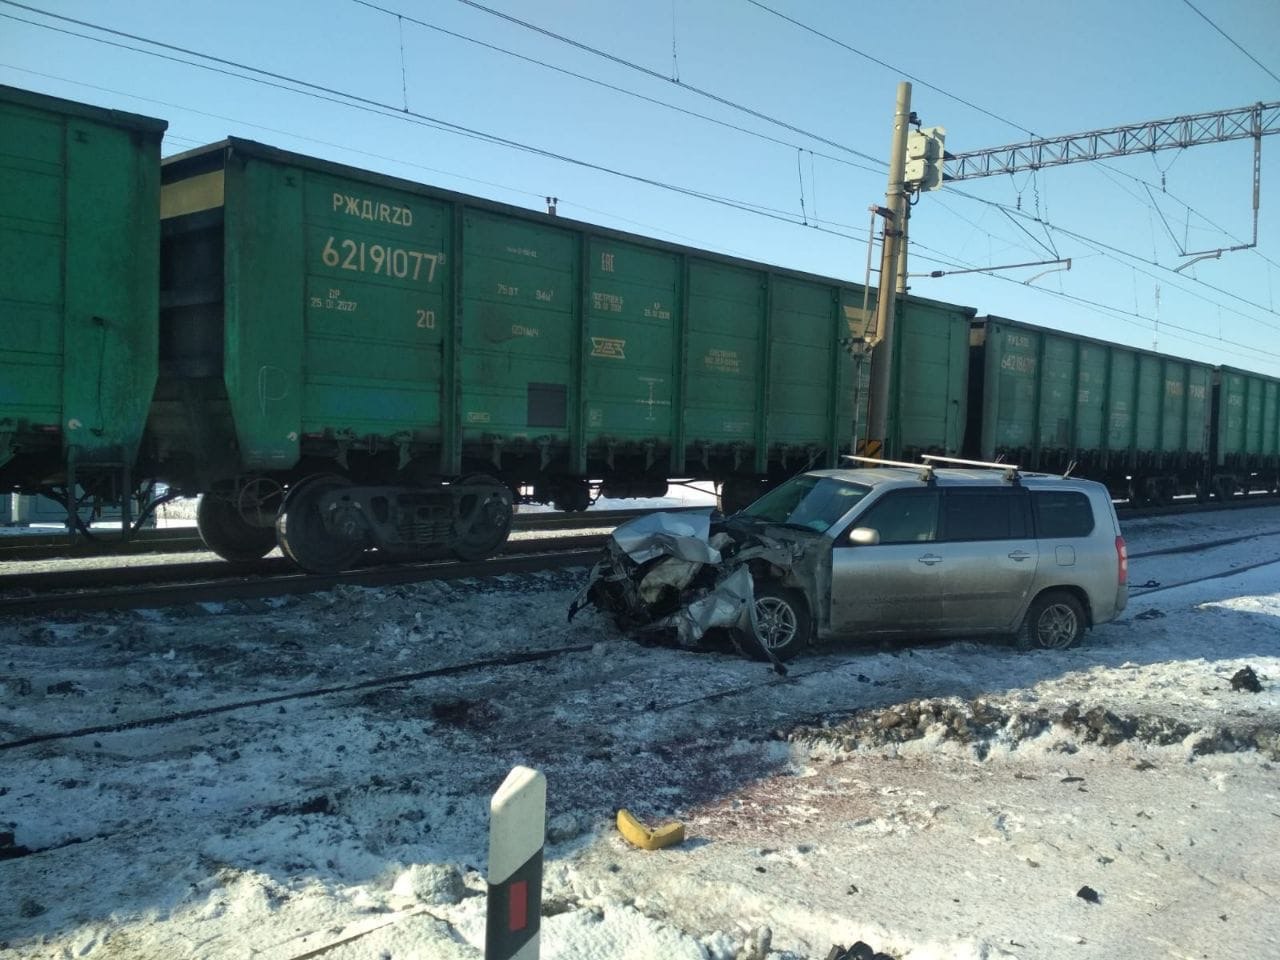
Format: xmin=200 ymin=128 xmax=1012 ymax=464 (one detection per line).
xmin=849 ymin=527 xmax=880 ymax=546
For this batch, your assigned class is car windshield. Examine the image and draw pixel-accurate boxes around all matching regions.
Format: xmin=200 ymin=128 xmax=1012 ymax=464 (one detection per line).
xmin=737 ymin=475 xmax=871 ymax=532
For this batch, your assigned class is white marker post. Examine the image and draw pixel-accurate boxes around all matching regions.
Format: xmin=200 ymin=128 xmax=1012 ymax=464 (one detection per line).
xmin=485 ymin=766 xmax=546 ymax=960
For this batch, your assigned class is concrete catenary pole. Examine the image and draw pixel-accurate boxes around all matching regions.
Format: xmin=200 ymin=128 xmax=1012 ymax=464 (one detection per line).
xmin=866 ymin=82 xmax=912 ymax=456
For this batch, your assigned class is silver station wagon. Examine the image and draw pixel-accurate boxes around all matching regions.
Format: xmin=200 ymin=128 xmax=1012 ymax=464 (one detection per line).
xmin=572 ymin=456 xmax=1129 ymax=663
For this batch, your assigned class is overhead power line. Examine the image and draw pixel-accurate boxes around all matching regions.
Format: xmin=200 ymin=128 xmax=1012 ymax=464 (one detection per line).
xmin=743 ymin=0 xmax=1036 ymax=137
xmin=350 ymin=0 xmax=882 ymax=175
xmin=1181 ymin=0 xmax=1280 ymax=86
xmin=0 ymin=4 xmax=868 ymax=243
xmin=444 ymin=0 xmax=885 ymax=165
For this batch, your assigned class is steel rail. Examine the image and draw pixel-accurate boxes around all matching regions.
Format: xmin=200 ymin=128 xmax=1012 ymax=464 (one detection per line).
xmin=0 ymin=539 xmax=605 ymax=617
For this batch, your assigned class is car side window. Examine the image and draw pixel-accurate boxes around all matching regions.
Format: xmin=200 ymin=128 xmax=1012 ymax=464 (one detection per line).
xmin=940 ymin=489 xmax=1030 ymax=541
xmin=852 ymin=490 xmax=940 ymax=544
xmin=1032 ymin=490 xmax=1095 ymax=538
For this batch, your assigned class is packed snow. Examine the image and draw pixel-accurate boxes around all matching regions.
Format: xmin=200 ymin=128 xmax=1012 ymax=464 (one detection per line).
xmin=1 ymin=507 xmax=1278 ymax=959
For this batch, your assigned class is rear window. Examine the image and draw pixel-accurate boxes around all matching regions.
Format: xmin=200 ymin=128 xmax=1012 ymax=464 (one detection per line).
xmin=941 ymin=489 xmax=1029 ymax=541
xmin=1032 ymin=490 xmax=1095 ymax=538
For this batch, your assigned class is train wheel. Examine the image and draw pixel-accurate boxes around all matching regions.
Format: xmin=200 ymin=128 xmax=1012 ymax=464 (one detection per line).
xmin=197 ymin=491 xmax=277 ymax=562
xmin=451 ymin=474 xmax=514 ymax=561
xmin=276 ymin=475 xmax=366 ymax=574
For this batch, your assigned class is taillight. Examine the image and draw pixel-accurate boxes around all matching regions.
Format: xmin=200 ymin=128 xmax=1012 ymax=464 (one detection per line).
xmin=1115 ymin=535 xmax=1128 ymax=585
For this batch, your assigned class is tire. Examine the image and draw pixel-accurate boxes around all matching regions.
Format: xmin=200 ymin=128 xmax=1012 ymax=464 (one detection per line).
xmin=747 ymin=583 xmax=811 ymax=663
xmin=196 ymin=492 xmax=277 ymax=562
xmin=1017 ymin=591 xmax=1086 ymax=651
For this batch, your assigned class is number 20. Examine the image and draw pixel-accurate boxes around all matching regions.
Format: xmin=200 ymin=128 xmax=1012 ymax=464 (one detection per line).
xmin=416 ymin=309 xmax=436 ymax=329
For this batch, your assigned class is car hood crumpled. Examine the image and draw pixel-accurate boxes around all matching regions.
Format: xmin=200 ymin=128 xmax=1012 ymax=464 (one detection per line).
xmin=567 ymin=508 xmax=806 ymax=652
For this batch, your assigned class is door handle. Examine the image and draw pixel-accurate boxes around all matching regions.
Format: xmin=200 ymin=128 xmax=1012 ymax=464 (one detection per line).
xmin=1007 ymin=550 xmax=1032 ymax=561
xmin=917 ymin=554 xmax=943 ymax=565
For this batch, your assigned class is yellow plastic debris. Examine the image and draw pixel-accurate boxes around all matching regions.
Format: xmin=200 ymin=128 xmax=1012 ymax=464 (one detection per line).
xmin=616 ymin=808 xmax=685 ymax=850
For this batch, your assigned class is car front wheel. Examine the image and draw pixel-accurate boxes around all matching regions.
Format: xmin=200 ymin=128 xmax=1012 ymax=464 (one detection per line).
xmin=748 ymin=583 xmax=811 ymax=662
xmin=1017 ymin=591 xmax=1086 ymax=651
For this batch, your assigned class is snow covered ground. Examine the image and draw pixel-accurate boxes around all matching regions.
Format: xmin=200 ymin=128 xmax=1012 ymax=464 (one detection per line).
xmin=1 ymin=507 xmax=1278 ymax=960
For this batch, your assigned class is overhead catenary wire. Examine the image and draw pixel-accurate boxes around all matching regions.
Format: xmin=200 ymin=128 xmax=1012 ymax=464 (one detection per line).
xmin=1181 ymin=0 xmax=1280 ymax=86
xmin=349 ymin=0 xmax=884 ymax=176
xmin=0 ymin=6 xmax=872 ymax=245
xmin=439 ymin=0 xmax=886 ymax=166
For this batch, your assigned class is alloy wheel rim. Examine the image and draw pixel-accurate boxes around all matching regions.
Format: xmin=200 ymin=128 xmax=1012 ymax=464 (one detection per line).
xmin=755 ymin=597 xmax=797 ymax=649
xmin=1037 ymin=603 xmax=1078 ymax=649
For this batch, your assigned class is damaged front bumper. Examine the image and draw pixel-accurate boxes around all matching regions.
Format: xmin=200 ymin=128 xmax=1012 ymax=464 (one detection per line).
xmin=567 ymin=509 xmax=805 ymax=655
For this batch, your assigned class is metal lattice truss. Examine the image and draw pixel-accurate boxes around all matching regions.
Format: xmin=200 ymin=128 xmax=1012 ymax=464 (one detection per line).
xmin=946 ymin=101 xmax=1280 ymax=181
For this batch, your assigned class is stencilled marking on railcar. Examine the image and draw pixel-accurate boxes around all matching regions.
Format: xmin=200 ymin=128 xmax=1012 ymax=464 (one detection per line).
xmin=331 ymin=192 xmax=414 ymax=227
xmin=511 ymin=324 xmax=540 ymax=338
xmin=1166 ymin=380 xmax=1185 ymax=398
xmin=309 ymin=287 xmax=358 ymax=313
xmin=1000 ymin=354 xmax=1036 ymax=374
xmin=588 ymin=408 xmax=603 ymax=427
xmin=590 ymin=337 xmax=626 ymax=359
xmin=467 ymin=411 xmax=492 ymax=423
xmin=704 ymin=349 xmax=740 ymax=374
xmin=722 ymin=421 xmax=750 ymax=433
xmin=321 ymin=236 xmax=442 ymax=282
xmin=416 ymin=309 xmax=436 ymax=329
xmin=1006 ymin=333 xmax=1032 ymax=349
xmin=506 ymin=246 xmax=539 ymax=259
xmin=636 ymin=377 xmax=671 ymax=422
xmin=599 ymin=252 xmax=615 ymax=273
xmin=497 ymin=283 xmax=519 ymax=297
xmin=643 ymin=301 xmax=671 ymax=320
xmin=535 ymin=289 xmax=555 ymax=303
xmin=1190 ymin=384 xmax=1207 ymax=400
xmin=592 ymin=292 xmax=623 ymax=313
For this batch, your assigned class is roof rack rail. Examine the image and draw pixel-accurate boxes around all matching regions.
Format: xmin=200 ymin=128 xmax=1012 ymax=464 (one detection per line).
xmin=920 ymin=454 xmax=1021 ymax=483
xmin=843 ymin=454 xmax=935 ymax=482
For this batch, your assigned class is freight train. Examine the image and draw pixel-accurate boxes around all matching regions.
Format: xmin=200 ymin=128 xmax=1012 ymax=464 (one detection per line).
xmin=2 ymin=86 xmax=1278 ymax=572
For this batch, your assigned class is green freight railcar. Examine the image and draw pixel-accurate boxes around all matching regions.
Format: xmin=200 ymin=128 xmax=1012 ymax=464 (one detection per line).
xmin=969 ymin=316 xmax=1214 ymax=503
xmin=154 ymin=139 xmax=969 ymax=569
xmin=1212 ymin=367 xmax=1280 ymax=496
xmin=0 ymin=85 xmax=165 ymax=524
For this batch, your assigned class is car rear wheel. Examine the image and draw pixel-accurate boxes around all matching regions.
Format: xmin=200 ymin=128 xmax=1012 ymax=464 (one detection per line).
xmin=1017 ymin=590 xmax=1086 ymax=651
xmin=747 ymin=583 xmax=810 ymax=662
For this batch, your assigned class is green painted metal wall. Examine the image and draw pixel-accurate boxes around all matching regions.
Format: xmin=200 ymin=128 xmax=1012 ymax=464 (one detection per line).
xmin=978 ymin=317 xmax=1213 ymax=463
xmin=890 ymin=297 xmax=972 ymax=455
xmin=1217 ymin=367 xmax=1280 ymax=465
xmin=167 ymin=139 xmax=886 ymax=480
xmin=0 ymin=85 xmax=164 ymax=468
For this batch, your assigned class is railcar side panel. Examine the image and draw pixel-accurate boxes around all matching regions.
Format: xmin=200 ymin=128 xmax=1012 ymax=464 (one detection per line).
xmin=892 ymin=298 xmax=970 ymax=456
xmin=460 ymin=211 xmax=576 ymax=448
xmin=583 ymin=237 xmax=679 ymax=447
xmin=682 ymin=260 xmax=764 ymax=448
xmin=0 ymin=85 xmax=164 ymax=484
xmin=972 ymin=317 xmax=1213 ymax=497
xmin=301 ymin=171 xmax=449 ymax=442
xmin=767 ymin=277 xmax=841 ymax=452
xmin=1217 ymin=367 xmax=1280 ymax=472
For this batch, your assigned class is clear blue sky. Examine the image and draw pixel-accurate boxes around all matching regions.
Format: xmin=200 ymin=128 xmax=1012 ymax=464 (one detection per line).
xmin=4 ymin=0 xmax=1279 ymax=375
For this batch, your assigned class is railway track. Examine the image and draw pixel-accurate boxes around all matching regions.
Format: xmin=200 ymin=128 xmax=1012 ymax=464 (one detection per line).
xmin=0 ymin=537 xmax=605 ymax=617
xmin=0 ymin=506 xmax=703 ymax=563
